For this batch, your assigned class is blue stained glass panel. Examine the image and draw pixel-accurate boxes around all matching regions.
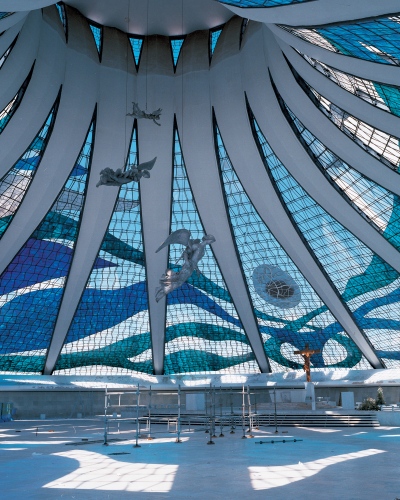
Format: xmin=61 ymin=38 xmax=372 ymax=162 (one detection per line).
xmin=129 ymin=37 xmax=143 ymax=69
xmin=215 ymin=120 xmax=369 ymax=370
xmin=252 ymin=115 xmax=400 ymax=366
xmin=279 ymin=99 xmax=400 ymax=253
xmin=210 ymin=28 xmax=223 ymax=59
xmin=54 ymin=123 xmax=152 ymax=375
xmin=89 ymin=23 xmax=102 ymax=56
xmin=0 ymin=120 xmax=95 ymax=373
xmin=0 ymin=97 xmax=59 ymax=240
xmin=284 ymin=16 xmax=400 ymax=66
xmin=163 ymin=127 xmax=258 ymax=374
xmin=170 ymin=38 xmax=185 ymax=70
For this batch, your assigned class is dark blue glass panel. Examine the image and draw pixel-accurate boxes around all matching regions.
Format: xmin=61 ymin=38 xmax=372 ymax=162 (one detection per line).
xmin=0 ymin=12 xmax=13 ymax=20
xmin=0 ymin=121 xmax=95 ymax=373
xmin=300 ymin=53 xmax=400 ymax=119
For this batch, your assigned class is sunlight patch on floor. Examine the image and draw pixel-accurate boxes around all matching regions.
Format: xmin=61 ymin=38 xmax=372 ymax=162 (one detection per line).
xmin=43 ymin=450 xmax=178 ymax=492
xmin=249 ymin=449 xmax=385 ymax=490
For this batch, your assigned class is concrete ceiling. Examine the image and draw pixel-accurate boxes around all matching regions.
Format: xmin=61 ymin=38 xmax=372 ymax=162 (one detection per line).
xmin=64 ymin=0 xmax=234 ymax=36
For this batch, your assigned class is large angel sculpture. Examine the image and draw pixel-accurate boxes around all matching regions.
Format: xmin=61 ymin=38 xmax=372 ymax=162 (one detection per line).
xmin=96 ymin=157 xmax=156 ymax=187
xmin=127 ymin=102 xmax=162 ymax=126
xmin=155 ymin=229 xmax=216 ymax=302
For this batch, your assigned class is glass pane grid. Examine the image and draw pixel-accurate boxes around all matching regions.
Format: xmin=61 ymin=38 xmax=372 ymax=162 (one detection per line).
xmin=0 ymin=122 xmax=94 ymax=373
xmin=0 ymin=102 xmax=58 ymax=241
xmin=89 ymin=23 xmax=102 ymax=55
xmin=216 ymin=122 xmax=369 ymax=370
xmin=282 ymin=16 xmax=400 ymax=66
xmin=299 ymin=53 xmax=400 ymax=118
xmin=163 ymin=129 xmax=259 ymax=375
xmin=129 ymin=37 xmax=143 ymax=68
xmin=279 ymin=98 xmax=400 ymax=253
xmin=254 ymin=115 xmax=400 ymax=360
xmin=170 ymin=38 xmax=184 ymax=69
xmin=54 ymin=125 xmax=152 ymax=375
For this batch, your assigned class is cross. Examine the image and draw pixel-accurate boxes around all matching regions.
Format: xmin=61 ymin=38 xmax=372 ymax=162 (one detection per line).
xmin=294 ymin=343 xmax=321 ymax=382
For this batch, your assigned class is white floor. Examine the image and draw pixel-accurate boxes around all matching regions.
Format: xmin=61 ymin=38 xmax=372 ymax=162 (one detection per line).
xmin=0 ymin=418 xmax=399 ymax=499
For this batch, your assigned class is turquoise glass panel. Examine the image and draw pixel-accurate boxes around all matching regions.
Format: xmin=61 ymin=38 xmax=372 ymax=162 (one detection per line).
xmin=215 ymin=119 xmax=369 ymax=370
xmin=89 ymin=23 xmax=102 ymax=56
xmin=170 ymin=38 xmax=185 ymax=69
xmin=163 ymin=127 xmax=259 ymax=374
xmin=129 ymin=37 xmax=143 ymax=69
xmin=252 ymin=115 xmax=400 ymax=366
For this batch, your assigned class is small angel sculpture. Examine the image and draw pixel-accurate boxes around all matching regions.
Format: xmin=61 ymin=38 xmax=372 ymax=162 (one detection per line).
xmin=155 ymin=229 xmax=216 ymax=302
xmin=96 ymin=157 xmax=156 ymax=187
xmin=127 ymin=102 xmax=162 ymax=126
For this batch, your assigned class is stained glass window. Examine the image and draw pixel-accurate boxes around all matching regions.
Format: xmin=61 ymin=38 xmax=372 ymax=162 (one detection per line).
xmin=54 ymin=122 xmax=152 ymax=375
xmin=129 ymin=36 xmax=144 ymax=70
xmin=163 ymin=124 xmax=259 ymax=374
xmin=170 ymin=37 xmax=185 ymax=71
xmin=89 ymin=22 xmax=102 ymax=58
xmin=0 ymin=93 xmax=60 ymax=240
xmin=251 ymin=112 xmax=400 ymax=368
xmin=215 ymin=114 xmax=369 ymax=370
xmin=0 ymin=117 xmax=95 ymax=374
xmin=282 ymin=16 xmax=400 ymax=66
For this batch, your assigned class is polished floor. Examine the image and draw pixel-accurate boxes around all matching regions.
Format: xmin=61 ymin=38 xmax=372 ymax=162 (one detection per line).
xmin=0 ymin=418 xmax=399 ymax=499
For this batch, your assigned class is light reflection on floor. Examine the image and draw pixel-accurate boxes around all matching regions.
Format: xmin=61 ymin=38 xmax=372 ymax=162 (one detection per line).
xmin=249 ymin=449 xmax=385 ymax=490
xmin=0 ymin=419 xmax=399 ymax=498
xmin=44 ymin=450 xmax=179 ymax=492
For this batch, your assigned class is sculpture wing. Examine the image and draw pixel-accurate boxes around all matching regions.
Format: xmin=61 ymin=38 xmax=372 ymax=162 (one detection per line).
xmin=138 ymin=157 xmax=157 ymax=171
xmin=155 ymin=229 xmax=191 ymax=253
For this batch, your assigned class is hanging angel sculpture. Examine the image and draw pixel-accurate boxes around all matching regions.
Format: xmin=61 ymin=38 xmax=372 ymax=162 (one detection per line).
xmin=96 ymin=157 xmax=156 ymax=187
xmin=155 ymin=229 xmax=216 ymax=302
xmin=127 ymin=102 xmax=162 ymax=126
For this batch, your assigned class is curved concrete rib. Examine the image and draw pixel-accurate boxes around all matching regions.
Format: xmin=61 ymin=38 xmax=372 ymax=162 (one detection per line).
xmin=0 ymin=7 xmax=98 ymax=281
xmin=0 ymin=11 xmax=27 ymax=31
xmin=223 ymin=0 xmax=400 ymax=27
xmin=229 ymin=22 xmax=381 ymax=368
xmin=265 ymin=29 xmax=400 ymax=275
xmin=269 ymin=24 xmax=400 ymax=88
xmin=176 ymin=20 xmax=270 ymax=373
xmin=43 ymin=23 xmax=131 ymax=373
xmin=137 ymin=35 xmax=175 ymax=375
xmin=282 ymin=43 xmax=400 ymax=140
xmin=0 ymin=10 xmax=64 ymax=178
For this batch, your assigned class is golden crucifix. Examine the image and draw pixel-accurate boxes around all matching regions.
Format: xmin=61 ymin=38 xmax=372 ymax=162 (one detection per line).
xmin=294 ymin=343 xmax=321 ymax=382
